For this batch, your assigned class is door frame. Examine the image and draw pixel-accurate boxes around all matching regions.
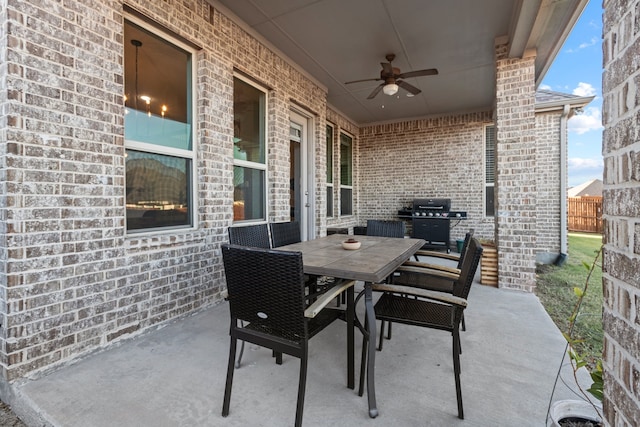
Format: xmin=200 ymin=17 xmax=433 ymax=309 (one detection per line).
xmin=290 ymin=109 xmax=315 ymax=241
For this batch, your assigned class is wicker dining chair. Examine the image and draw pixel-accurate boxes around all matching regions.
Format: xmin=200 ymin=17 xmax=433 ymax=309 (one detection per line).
xmin=366 ymin=219 xmax=406 ymax=284
xmin=396 ymin=229 xmax=475 ymax=335
xmin=270 ymin=221 xmax=340 ymax=305
xmin=358 ymin=237 xmax=483 ymax=419
xmin=227 ymin=224 xmax=272 ymax=367
xmin=365 ymin=219 xmax=406 ymax=238
xmin=221 ymin=244 xmax=351 ymax=427
xmin=412 ymin=229 xmax=475 ymax=266
xmin=269 ymin=221 xmax=301 ymax=248
xmin=378 ymin=230 xmax=475 ymax=347
xmin=228 ymin=224 xmax=271 ymax=249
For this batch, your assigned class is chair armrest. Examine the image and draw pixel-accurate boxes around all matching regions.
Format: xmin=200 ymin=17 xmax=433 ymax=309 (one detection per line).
xmin=414 ymin=249 xmax=460 ymax=262
xmin=394 ymin=265 xmax=460 ymax=281
xmin=371 ymin=283 xmax=468 ymax=308
xmin=304 ymin=280 xmax=355 ymax=318
xmin=402 ymin=260 xmax=461 ymax=275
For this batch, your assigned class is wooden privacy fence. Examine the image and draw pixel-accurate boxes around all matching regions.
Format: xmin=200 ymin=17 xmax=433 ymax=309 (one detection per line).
xmin=568 ymin=196 xmax=603 ymax=233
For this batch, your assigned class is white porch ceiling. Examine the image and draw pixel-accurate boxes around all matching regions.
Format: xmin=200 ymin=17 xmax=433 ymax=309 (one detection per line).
xmin=210 ymin=0 xmax=588 ymax=125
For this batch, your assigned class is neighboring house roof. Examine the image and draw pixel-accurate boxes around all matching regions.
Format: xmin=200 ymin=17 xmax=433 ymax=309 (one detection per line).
xmin=568 ymin=179 xmax=603 ymax=197
xmin=535 ymin=89 xmax=595 ymax=113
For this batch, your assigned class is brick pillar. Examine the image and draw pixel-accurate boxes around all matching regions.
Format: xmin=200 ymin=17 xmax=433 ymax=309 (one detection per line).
xmin=602 ymin=0 xmax=640 ymax=425
xmin=494 ymin=44 xmax=537 ymax=291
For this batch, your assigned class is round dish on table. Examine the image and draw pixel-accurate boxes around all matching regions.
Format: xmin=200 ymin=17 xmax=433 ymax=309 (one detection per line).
xmin=342 ymin=239 xmax=361 ymax=250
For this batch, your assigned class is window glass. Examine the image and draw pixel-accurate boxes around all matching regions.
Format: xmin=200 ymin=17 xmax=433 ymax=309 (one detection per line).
xmin=485 ymin=125 xmax=496 ymax=184
xmin=485 ymin=125 xmax=496 ymax=217
xmin=485 ymin=186 xmax=495 ymax=217
xmin=340 ymin=188 xmax=352 ymax=216
xmin=327 ymin=187 xmax=334 ymax=217
xmin=340 ymin=133 xmax=352 ymax=186
xmin=233 ymin=76 xmax=267 ymax=222
xmin=126 ymin=150 xmax=191 ymax=230
xmin=124 ymin=19 xmax=195 ymax=232
xmin=326 ymin=125 xmax=333 ymax=184
xmin=234 ymin=79 xmax=265 ymax=164
xmin=326 ymin=124 xmax=334 ymax=217
xmin=124 ymin=22 xmax=192 ymax=150
xmin=233 ymin=166 xmax=265 ymax=221
xmin=340 ymin=132 xmax=353 ymax=215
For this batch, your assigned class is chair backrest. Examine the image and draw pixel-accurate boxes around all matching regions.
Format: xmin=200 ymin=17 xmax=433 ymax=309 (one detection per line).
xmin=366 ymin=220 xmax=406 ymax=238
xmin=221 ymin=244 xmax=307 ymax=340
xmin=456 ymin=229 xmax=475 ymax=269
xmin=452 ymin=237 xmax=483 ymax=299
xmin=270 ymin=221 xmax=301 ymax=247
xmin=228 ymin=224 xmax=271 ymax=248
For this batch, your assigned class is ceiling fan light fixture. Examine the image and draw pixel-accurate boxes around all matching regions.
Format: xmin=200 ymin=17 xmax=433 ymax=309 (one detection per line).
xmin=383 ymin=83 xmax=398 ymax=96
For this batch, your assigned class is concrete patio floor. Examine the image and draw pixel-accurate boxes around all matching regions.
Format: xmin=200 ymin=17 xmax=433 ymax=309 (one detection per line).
xmin=9 ymin=274 xmax=593 ymax=426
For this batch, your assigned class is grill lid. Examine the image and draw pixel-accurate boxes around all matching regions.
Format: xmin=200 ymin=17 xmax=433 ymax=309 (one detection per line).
xmin=413 ymin=198 xmax=451 ymax=211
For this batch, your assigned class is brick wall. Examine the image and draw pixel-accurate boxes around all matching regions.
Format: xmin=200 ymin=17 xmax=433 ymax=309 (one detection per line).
xmin=357 ymin=113 xmax=496 ymax=242
xmin=602 ymin=0 xmax=640 ymax=425
xmin=494 ymin=45 xmax=538 ymax=291
xmin=535 ymin=112 xmax=563 ymax=261
xmin=0 ymin=0 xmax=327 ymax=382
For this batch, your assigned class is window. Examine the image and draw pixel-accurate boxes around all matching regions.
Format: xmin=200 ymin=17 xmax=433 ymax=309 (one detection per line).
xmin=485 ymin=125 xmax=496 ymax=217
xmin=340 ymin=132 xmax=353 ymax=216
xmin=326 ymin=124 xmax=334 ymax=217
xmin=233 ymin=76 xmax=267 ymax=222
xmin=124 ymin=19 xmax=195 ymax=232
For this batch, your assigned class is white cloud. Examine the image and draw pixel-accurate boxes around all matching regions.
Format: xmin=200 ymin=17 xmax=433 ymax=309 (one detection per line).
xmin=568 ymin=157 xmax=603 ymax=170
xmin=568 ymin=157 xmax=604 ymax=187
xmin=572 ymin=82 xmax=597 ymax=97
xmin=539 ymin=84 xmax=552 ymax=90
xmin=566 ymin=37 xmax=600 ymax=53
xmin=578 ymin=37 xmax=599 ymax=49
xmin=568 ymin=106 xmax=603 ymax=134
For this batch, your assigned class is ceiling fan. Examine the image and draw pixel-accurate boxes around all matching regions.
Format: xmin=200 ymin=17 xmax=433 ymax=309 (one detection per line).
xmin=345 ymin=54 xmax=438 ymax=99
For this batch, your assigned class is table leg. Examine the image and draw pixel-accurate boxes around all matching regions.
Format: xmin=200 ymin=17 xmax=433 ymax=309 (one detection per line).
xmin=347 ymin=285 xmax=354 ymax=389
xmin=364 ymin=282 xmax=378 ymax=418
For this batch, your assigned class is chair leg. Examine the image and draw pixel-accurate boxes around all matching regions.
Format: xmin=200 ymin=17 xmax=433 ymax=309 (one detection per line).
xmin=377 ymin=320 xmax=385 ymax=351
xmin=295 ymin=346 xmax=309 ymax=427
xmin=452 ymin=330 xmax=464 ymax=419
xmin=235 ymin=340 xmax=245 ymax=368
xmin=359 ymin=316 xmax=368 ymax=397
xmin=461 ymin=313 xmax=466 ymax=332
xmin=235 ymin=321 xmax=246 ymax=368
xmin=387 ymin=322 xmax=392 ymax=340
xmin=222 ymin=336 xmax=237 ymax=417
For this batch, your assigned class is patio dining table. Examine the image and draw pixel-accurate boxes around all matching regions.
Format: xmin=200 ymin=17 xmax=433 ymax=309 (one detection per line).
xmin=278 ymin=233 xmax=426 ymax=418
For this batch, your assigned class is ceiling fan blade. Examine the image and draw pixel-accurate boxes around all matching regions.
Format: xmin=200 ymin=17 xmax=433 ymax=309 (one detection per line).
xmin=381 ymin=62 xmax=393 ymax=75
xmin=397 ymin=80 xmax=421 ymax=95
xmin=345 ymin=77 xmax=381 ymax=84
xmin=367 ymin=84 xmax=384 ymax=99
xmin=398 ymin=68 xmax=438 ymax=79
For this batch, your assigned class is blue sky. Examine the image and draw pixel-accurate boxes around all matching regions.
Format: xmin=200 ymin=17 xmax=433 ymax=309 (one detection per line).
xmin=540 ymin=0 xmax=603 ymax=188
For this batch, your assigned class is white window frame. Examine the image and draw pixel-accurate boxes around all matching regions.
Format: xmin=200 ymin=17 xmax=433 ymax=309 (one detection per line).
xmin=124 ymin=14 xmax=198 ymax=235
xmin=233 ymin=74 xmax=268 ymax=224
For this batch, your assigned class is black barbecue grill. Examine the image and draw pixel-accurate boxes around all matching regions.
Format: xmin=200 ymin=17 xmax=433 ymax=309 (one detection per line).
xmin=409 ymin=198 xmax=466 ymax=252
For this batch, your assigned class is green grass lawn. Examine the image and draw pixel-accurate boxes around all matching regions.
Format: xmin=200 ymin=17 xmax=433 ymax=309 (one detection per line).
xmin=536 ymin=233 xmax=604 ymax=367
